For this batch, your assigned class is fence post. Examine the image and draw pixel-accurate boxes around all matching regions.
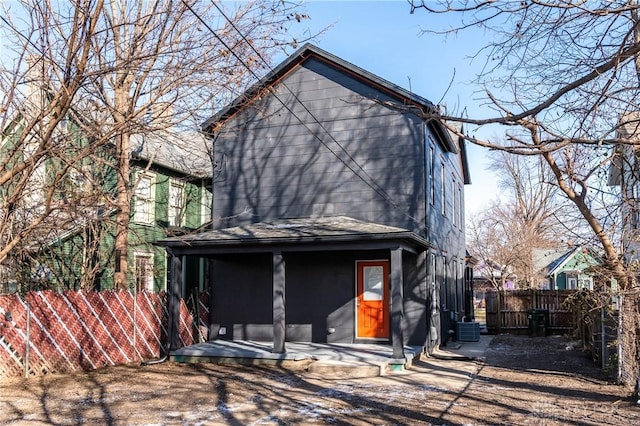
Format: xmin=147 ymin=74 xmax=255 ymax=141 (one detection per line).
xmin=133 ymin=290 xmax=137 ymax=362
xmin=497 ymin=290 xmax=502 ymax=334
xmin=24 ymin=301 xmax=30 ymax=378
xmin=600 ymin=305 xmax=605 ymax=370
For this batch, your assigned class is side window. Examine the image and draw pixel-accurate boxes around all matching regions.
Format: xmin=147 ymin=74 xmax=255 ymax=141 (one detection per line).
xmin=458 ymin=184 xmax=463 ymax=228
xmin=429 ymin=145 xmax=435 ymax=205
xmin=441 ymin=162 xmax=446 ymax=215
xmin=201 ymin=186 xmax=212 ymax=227
xmin=135 ymin=252 xmax=154 ymax=292
xmin=168 ymin=180 xmax=185 ymax=227
xmin=452 ymin=177 xmax=458 ymax=226
xmin=133 ymin=172 xmax=155 ymax=224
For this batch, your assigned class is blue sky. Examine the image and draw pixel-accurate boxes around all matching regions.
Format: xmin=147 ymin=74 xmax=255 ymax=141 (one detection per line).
xmin=287 ymin=0 xmax=502 ymax=218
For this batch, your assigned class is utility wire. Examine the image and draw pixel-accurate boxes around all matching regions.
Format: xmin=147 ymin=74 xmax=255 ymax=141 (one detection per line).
xmin=208 ymin=1 xmax=400 ymax=209
xmin=183 ymin=0 xmax=422 ymax=228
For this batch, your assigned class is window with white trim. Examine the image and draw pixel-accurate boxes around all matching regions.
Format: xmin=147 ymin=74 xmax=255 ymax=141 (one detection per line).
xmin=168 ymin=180 xmax=185 ymax=227
xmin=134 ymin=172 xmax=155 ymax=224
xmin=135 ymin=252 xmax=154 ymax=292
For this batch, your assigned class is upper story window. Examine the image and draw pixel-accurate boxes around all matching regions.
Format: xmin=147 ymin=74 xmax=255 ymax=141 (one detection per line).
xmin=429 ymin=145 xmax=435 ymax=205
xmin=134 ymin=172 xmax=155 ymax=224
xmin=453 ymin=177 xmax=458 ymax=227
xmin=168 ymin=180 xmax=185 ymax=227
xmin=458 ymin=184 xmax=463 ymax=228
xmin=441 ymin=162 xmax=446 ymax=215
xmin=201 ymin=187 xmax=212 ymax=226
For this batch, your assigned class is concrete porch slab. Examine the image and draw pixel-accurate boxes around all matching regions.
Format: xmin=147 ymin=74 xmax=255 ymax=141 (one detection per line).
xmin=170 ymin=340 xmax=421 ymax=377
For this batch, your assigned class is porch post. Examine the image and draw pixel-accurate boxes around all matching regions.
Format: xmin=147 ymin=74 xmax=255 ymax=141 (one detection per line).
xmin=273 ymin=251 xmax=286 ymax=354
xmin=390 ymin=248 xmax=405 ymax=359
xmin=168 ymin=251 xmax=183 ymax=351
xmin=416 ymin=250 xmax=428 ymax=345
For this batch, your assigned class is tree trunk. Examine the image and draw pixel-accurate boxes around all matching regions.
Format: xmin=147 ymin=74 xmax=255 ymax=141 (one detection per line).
xmin=113 ymin=127 xmax=131 ymax=290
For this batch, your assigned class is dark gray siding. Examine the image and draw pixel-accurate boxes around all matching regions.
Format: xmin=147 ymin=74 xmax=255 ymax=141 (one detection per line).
xmin=403 ymin=251 xmax=428 ymax=346
xmin=425 ymin=131 xmax=468 ymax=330
xmin=285 ymin=251 xmax=362 ymax=343
xmin=208 ymin=249 xmax=427 ymax=344
xmin=208 ymin=53 xmax=468 ymax=347
xmin=210 ymin=254 xmax=273 ymax=340
xmin=213 ymin=58 xmax=426 ymax=235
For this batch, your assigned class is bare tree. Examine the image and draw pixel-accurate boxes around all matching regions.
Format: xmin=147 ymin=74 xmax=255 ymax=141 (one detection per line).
xmin=410 ymin=0 xmax=640 ymax=391
xmin=0 ymin=1 xmax=109 ymax=291
xmin=81 ymin=0 xmax=311 ymax=289
xmin=467 ymin=206 xmax=520 ymax=290
xmin=1 ymin=0 xmax=312 ymax=291
xmin=488 ymin=151 xmax=564 ymax=286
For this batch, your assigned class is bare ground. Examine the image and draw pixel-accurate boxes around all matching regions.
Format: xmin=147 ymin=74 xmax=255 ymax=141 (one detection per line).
xmin=0 ymin=334 xmax=639 ymax=425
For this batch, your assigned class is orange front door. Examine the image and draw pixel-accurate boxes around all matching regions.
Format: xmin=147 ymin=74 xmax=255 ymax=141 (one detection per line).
xmin=356 ymin=260 xmax=389 ymax=339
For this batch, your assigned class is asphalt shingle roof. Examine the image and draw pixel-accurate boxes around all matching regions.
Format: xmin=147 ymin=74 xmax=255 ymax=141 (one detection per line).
xmin=158 ymin=216 xmax=430 ymax=248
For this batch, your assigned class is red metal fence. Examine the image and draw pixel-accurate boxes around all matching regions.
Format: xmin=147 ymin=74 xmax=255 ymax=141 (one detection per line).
xmin=0 ymin=290 xmax=199 ymax=379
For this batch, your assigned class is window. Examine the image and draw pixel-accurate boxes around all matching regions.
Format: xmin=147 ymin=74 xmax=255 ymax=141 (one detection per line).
xmin=441 ymin=162 xmax=446 ymax=215
xmin=135 ymin=252 xmax=154 ymax=292
xmin=453 ymin=178 xmax=458 ymax=226
xmin=429 ymin=146 xmax=435 ymax=205
xmin=578 ymin=277 xmax=593 ymax=290
xmin=201 ymin=187 xmax=212 ymax=226
xmin=134 ymin=172 xmax=155 ymax=224
xmin=458 ymin=184 xmax=463 ymax=227
xmin=169 ymin=180 xmax=185 ymax=227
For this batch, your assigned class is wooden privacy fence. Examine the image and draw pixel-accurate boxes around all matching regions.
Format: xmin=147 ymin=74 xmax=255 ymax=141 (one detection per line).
xmin=485 ymin=290 xmax=576 ymax=335
xmin=0 ymin=290 xmax=201 ymax=379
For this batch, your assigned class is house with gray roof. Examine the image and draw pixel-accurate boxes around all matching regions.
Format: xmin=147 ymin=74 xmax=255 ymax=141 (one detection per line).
xmin=20 ymin=128 xmax=213 ymax=293
xmin=159 ymin=44 xmax=471 ymax=359
xmin=533 ymin=246 xmax=600 ymax=290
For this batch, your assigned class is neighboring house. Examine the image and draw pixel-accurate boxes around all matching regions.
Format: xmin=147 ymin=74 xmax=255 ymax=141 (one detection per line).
xmin=159 ymin=44 xmax=471 ymax=357
xmin=0 ymin=55 xmax=213 ymax=293
xmin=36 ymin=130 xmax=212 ymax=292
xmin=0 ymin=93 xmax=212 ymax=292
xmin=533 ymin=246 xmax=599 ymax=290
xmin=472 ymin=258 xmax=517 ymax=291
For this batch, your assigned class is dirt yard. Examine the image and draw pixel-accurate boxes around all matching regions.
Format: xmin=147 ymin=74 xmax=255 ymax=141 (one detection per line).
xmin=1 ymin=335 xmax=638 ymax=425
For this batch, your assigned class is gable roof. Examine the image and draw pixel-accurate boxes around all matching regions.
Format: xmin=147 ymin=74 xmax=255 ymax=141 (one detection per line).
xmin=533 ymin=247 xmax=572 ymax=276
xmin=547 ymin=246 xmax=600 ymax=276
xmin=130 ymin=130 xmax=211 ymax=179
xmin=533 ymin=246 xmax=600 ymax=277
xmin=201 ymin=43 xmax=458 ymax=154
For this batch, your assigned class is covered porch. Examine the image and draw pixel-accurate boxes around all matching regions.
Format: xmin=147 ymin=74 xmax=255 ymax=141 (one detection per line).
xmin=157 ymin=216 xmax=432 ymax=362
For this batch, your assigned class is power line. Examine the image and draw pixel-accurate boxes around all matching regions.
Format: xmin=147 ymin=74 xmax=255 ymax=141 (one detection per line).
xmin=183 ymin=0 xmax=422 ymax=228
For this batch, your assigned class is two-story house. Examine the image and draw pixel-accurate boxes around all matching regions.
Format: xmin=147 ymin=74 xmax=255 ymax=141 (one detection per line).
xmin=32 ymin=129 xmax=213 ymax=292
xmin=159 ymin=44 xmax=471 ymax=358
xmin=1 ymin=56 xmax=213 ymax=293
